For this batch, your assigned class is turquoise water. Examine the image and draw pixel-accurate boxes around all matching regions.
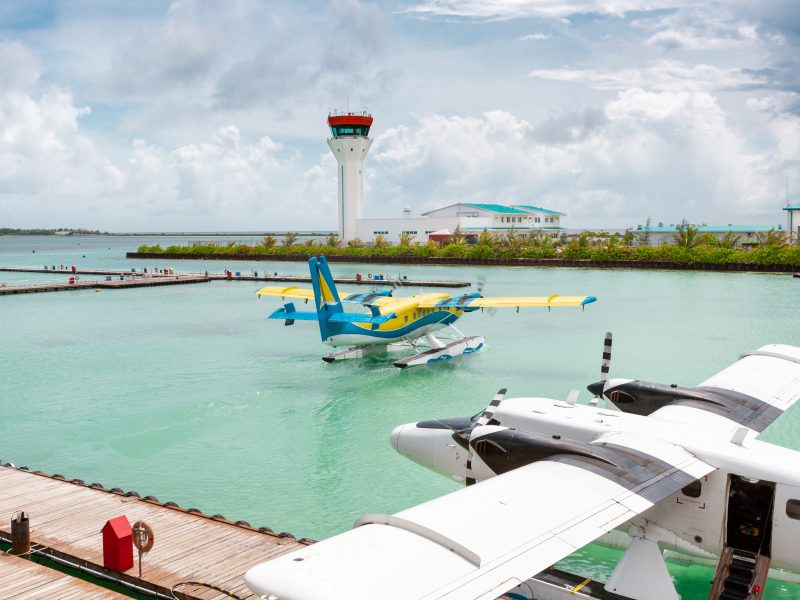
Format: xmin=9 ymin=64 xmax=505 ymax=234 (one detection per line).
xmin=1 ymin=236 xmax=798 ymax=598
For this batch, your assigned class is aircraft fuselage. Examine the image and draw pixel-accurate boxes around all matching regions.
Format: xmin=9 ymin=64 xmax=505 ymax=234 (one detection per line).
xmin=391 ymin=396 xmax=800 ymax=576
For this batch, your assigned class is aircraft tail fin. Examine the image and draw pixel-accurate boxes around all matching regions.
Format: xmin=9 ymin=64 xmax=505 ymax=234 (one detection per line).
xmin=309 ymin=255 xmax=343 ymax=341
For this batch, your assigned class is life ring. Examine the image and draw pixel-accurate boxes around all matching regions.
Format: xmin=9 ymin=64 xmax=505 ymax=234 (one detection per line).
xmin=132 ymin=520 xmax=154 ymax=553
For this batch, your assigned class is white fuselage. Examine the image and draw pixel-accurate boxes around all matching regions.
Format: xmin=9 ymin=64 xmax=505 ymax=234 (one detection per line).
xmin=392 ymin=397 xmax=800 ymax=577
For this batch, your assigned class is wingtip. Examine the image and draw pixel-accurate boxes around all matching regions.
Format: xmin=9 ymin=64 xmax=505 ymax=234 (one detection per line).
xmin=582 ymin=296 xmax=598 ymax=306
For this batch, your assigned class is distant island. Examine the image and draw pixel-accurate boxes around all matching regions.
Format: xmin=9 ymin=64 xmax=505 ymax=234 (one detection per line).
xmin=0 ymin=229 xmax=332 ymax=236
xmin=0 ymin=228 xmax=107 ymax=236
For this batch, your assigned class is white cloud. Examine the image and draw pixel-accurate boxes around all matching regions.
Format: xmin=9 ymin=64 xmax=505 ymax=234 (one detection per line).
xmin=400 ymin=0 xmax=678 ymax=20
xmin=644 ymin=24 xmax=758 ymax=50
xmin=519 ymin=33 xmax=552 ymax=41
xmin=531 ymin=60 xmax=767 ymax=92
xmin=366 ymin=90 xmax=790 ymax=226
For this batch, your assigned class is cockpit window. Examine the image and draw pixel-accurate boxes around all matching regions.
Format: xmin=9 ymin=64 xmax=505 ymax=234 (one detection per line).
xmin=787 ymin=499 xmax=800 ymax=520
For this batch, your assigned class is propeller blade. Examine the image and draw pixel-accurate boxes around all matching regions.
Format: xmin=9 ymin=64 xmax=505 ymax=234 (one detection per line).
xmin=600 ymin=331 xmax=612 ymax=385
xmin=467 ymin=387 xmax=507 ymax=486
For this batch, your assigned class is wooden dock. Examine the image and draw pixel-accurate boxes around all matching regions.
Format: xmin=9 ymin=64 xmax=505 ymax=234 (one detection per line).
xmin=0 ymin=552 xmax=126 ymax=599
xmin=0 ymin=267 xmax=471 ymax=288
xmin=0 ymin=464 xmax=311 ymax=599
xmin=0 ymin=276 xmax=210 ymax=296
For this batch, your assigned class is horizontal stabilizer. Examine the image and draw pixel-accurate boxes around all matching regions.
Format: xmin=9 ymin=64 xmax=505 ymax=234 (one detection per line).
xmin=268 ymin=305 xmax=319 ymax=321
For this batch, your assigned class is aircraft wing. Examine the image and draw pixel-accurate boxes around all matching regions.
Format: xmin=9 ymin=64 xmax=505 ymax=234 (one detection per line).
xmin=651 ymin=344 xmax=800 ymax=434
xmin=415 ymin=294 xmax=596 ymax=309
xmin=256 ymin=286 xmax=317 ymax=301
xmin=245 ymin=432 xmax=713 ymax=600
xmin=340 ymin=291 xmax=395 ymax=307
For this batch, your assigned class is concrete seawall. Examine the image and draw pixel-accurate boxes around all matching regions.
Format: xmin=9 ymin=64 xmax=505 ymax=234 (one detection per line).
xmin=127 ymin=252 xmax=798 ymax=273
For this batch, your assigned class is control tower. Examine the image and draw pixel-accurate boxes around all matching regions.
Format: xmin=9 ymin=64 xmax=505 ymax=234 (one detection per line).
xmin=327 ymin=110 xmax=373 ymax=242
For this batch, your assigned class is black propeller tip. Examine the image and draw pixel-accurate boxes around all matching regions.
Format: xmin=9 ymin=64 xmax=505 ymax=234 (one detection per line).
xmin=587 ymin=381 xmax=605 ymax=396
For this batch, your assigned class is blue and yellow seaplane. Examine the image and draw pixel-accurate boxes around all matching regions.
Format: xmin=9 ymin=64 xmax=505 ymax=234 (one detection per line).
xmin=257 ymin=256 xmax=596 ymax=367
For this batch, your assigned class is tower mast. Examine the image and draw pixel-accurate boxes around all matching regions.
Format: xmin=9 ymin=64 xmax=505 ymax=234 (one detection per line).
xmin=327 ymin=109 xmax=373 ymax=242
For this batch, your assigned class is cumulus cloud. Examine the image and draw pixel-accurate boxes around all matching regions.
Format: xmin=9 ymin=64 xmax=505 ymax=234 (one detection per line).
xmin=213 ymin=0 xmax=391 ymax=110
xmin=110 ymin=0 xmax=226 ymax=95
xmin=367 ymin=90 xmax=790 ymax=227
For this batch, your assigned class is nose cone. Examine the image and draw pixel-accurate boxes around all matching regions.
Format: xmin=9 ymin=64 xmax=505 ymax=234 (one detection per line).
xmin=586 ymin=380 xmax=605 ymax=396
xmin=390 ymin=423 xmax=407 ymax=453
xmin=390 ymin=421 xmax=468 ymax=482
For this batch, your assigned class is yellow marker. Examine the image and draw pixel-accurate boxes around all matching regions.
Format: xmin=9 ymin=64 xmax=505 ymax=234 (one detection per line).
xmin=571 ymin=578 xmax=592 ymax=594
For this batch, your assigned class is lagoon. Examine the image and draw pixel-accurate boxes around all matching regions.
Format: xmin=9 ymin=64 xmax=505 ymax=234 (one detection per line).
xmin=1 ymin=235 xmax=798 ymax=598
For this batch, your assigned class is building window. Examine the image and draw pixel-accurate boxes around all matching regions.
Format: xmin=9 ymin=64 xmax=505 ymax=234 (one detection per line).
xmin=535 ymin=217 xmax=540 ymax=223
xmin=788 ymin=499 xmax=800 ymax=520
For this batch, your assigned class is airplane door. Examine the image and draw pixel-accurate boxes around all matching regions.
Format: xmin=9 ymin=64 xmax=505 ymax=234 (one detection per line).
xmin=771 ymin=483 xmax=800 ymax=567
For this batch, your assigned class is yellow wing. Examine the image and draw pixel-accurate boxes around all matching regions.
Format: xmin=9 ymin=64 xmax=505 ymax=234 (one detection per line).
xmin=255 ymin=286 xmax=317 ymax=300
xmin=469 ymin=295 xmax=595 ymax=308
xmin=415 ymin=294 xmax=596 ymax=309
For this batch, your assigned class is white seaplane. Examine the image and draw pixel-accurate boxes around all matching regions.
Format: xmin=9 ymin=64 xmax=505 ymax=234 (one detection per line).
xmin=256 ymin=256 xmax=596 ymax=367
xmin=246 ymin=338 xmax=800 ymax=600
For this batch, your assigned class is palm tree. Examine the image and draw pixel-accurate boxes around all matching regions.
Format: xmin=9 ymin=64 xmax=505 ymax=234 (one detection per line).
xmin=398 ymin=231 xmax=416 ymax=246
xmin=500 ymin=228 xmax=525 ymax=253
xmin=325 ymin=233 xmax=341 ymax=248
xmin=527 ymin=230 xmax=555 ymax=250
xmin=477 ymin=228 xmax=495 ymax=247
xmin=373 ymin=234 xmax=388 ymax=248
xmin=261 ymin=235 xmax=277 ymax=248
xmin=282 ymin=232 xmax=299 ymax=247
xmin=672 ymin=220 xmax=702 ymax=249
xmin=755 ymin=228 xmax=788 ymax=248
xmin=715 ymin=231 xmax=741 ymax=249
xmin=450 ymin=224 xmax=467 ymax=246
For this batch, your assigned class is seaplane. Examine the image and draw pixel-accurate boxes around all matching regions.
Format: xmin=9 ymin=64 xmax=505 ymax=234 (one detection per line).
xmin=246 ymin=337 xmax=800 ymax=600
xmin=256 ymin=255 xmax=596 ymax=367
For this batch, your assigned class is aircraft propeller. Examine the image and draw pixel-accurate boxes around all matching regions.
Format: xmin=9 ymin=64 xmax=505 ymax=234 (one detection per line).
xmin=465 ymin=388 xmax=507 ymax=485
xmin=475 ymin=272 xmax=497 ymax=316
xmin=587 ymin=331 xmax=613 ymax=404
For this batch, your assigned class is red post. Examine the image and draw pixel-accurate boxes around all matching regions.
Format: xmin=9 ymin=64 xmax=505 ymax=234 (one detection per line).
xmin=102 ymin=516 xmax=133 ymax=572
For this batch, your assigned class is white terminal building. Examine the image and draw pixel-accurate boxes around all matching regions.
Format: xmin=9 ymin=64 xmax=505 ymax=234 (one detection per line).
xmin=327 ymin=112 xmax=567 ymax=244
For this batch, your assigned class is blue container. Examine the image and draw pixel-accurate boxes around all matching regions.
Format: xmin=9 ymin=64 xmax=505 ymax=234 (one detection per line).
xmin=235 ymin=271 xmax=241 ymax=277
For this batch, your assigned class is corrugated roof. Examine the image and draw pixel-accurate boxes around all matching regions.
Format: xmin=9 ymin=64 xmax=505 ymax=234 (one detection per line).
xmin=513 ymin=204 xmax=566 ymax=216
xmin=783 ymin=205 xmax=800 ymax=210
xmin=463 ymin=203 xmax=530 ymax=214
xmin=463 ymin=226 xmax=565 ymax=231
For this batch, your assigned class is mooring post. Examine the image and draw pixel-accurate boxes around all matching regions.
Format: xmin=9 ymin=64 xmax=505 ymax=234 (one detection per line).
xmin=10 ymin=511 xmax=30 ymax=557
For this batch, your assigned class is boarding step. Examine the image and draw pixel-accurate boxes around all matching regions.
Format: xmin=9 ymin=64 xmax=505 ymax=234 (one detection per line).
xmin=708 ymin=548 xmax=771 ymax=600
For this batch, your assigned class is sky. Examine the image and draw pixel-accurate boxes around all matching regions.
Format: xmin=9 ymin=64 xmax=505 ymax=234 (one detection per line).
xmin=0 ymin=0 xmax=798 ymax=232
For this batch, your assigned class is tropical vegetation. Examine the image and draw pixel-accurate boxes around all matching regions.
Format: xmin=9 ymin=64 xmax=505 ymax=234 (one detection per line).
xmin=137 ymin=227 xmax=800 ymax=267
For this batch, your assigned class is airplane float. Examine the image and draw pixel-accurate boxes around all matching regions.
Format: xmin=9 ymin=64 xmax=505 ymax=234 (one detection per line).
xmin=256 ymin=256 xmax=596 ymax=367
xmin=246 ymin=338 xmax=800 ymax=600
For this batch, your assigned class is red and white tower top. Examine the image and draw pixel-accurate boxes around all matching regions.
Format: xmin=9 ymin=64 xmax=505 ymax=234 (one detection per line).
xmin=328 ymin=110 xmax=373 ymax=139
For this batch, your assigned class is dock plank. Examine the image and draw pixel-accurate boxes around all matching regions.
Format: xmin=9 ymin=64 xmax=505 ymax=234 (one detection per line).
xmin=0 ymin=466 xmax=309 ymax=600
xmin=0 ymin=553 xmax=125 ymax=599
